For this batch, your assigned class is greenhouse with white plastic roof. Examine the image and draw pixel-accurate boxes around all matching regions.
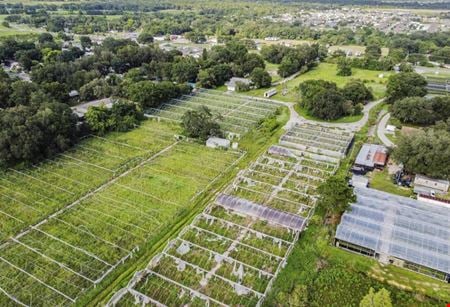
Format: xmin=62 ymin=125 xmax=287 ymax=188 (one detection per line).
xmin=335 ymin=187 xmax=450 ymax=282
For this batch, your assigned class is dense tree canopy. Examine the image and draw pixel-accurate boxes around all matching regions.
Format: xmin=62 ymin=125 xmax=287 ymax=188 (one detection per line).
xmin=0 ymin=102 xmax=78 ymax=166
xmin=85 ymin=100 xmax=143 ymax=135
xmin=181 ymin=106 xmax=222 ymax=141
xmin=391 ymin=96 xmax=450 ymax=126
xmin=317 ymin=175 xmax=356 ymax=217
xmin=386 ymin=72 xmax=427 ymax=103
xmin=299 ymin=79 xmax=372 ymax=120
xmin=250 ymin=67 xmax=272 ymax=88
xmin=392 ymin=127 xmax=450 ymax=179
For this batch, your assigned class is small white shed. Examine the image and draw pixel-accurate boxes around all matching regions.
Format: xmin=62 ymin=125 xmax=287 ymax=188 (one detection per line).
xmin=206 ymin=137 xmax=231 ymax=149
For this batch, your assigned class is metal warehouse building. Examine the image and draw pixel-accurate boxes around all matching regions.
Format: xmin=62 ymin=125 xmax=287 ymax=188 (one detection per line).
xmin=335 ymin=187 xmax=450 ymax=282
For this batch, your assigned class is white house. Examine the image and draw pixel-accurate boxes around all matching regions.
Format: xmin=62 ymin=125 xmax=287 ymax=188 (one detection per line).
xmin=225 ymin=77 xmax=251 ymax=92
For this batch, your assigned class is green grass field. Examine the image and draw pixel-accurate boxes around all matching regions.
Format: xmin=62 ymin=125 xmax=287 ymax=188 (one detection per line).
xmin=244 ymin=63 xmax=392 ymax=103
xmin=0 ymin=15 xmax=42 ymax=37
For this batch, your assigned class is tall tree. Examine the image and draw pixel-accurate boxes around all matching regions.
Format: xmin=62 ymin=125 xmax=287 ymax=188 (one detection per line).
xmin=181 ymin=106 xmax=222 ymax=141
xmin=317 ymin=176 xmax=355 ymax=217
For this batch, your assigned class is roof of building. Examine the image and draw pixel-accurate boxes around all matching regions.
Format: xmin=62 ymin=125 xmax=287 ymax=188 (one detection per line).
xmin=226 ymin=77 xmax=251 ymax=88
xmin=217 ymin=193 xmax=305 ymax=230
xmin=414 ymin=174 xmax=449 ymax=192
xmin=336 ymin=187 xmax=450 ymax=274
xmin=71 ymin=98 xmax=113 ymax=117
xmin=351 ymin=175 xmax=369 ymax=188
xmin=206 ymin=137 xmax=231 ymax=147
xmin=355 ymin=144 xmax=388 ymax=168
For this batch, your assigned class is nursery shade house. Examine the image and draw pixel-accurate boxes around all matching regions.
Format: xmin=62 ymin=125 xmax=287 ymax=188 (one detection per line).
xmin=336 ymin=187 xmax=450 ymax=282
xmin=109 ymin=123 xmax=354 ymax=306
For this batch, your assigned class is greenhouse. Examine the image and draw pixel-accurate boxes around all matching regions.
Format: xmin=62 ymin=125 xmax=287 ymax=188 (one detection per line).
xmin=335 ymin=187 xmax=450 ymax=282
xmin=216 ymin=194 xmax=305 ymax=231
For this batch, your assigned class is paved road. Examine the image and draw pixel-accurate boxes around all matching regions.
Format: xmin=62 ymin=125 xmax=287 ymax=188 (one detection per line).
xmin=277 ymin=98 xmax=385 ymax=132
xmin=377 ymin=112 xmax=395 ymax=148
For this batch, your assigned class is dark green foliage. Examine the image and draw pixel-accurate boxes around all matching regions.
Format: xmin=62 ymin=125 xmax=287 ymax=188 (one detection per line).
xmin=80 ymin=36 xmax=92 ymax=50
xmin=197 ymin=64 xmax=232 ymax=88
xmin=307 ymin=88 xmax=346 ymax=120
xmin=250 ymin=67 xmax=272 ymax=88
xmin=392 ymin=128 xmax=450 ymax=179
xmin=181 ymin=106 xmax=222 ymax=141
xmin=79 ymin=78 xmax=114 ymax=102
xmin=85 ymin=100 xmax=143 ymax=135
xmin=342 ymin=80 xmax=373 ymax=105
xmin=137 ymin=32 xmax=154 ymax=44
xmin=299 ymin=79 xmax=371 ymax=120
xmin=336 ymin=57 xmax=352 ymax=76
xmin=386 ymin=72 xmax=427 ymax=103
xmin=365 ymin=44 xmax=382 ymax=59
xmin=126 ymin=81 xmax=191 ymax=108
xmin=392 ymin=96 xmax=450 ymax=126
xmin=317 ymin=176 xmax=355 ymax=216
xmin=0 ymin=102 xmax=78 ymax=166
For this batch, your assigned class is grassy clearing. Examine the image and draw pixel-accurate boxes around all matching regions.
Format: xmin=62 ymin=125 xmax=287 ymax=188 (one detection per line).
xmin=369 ymin=169 xmax=413 ymax=198
xmin=243 ymin=63 xmax=391 ymax=103
xmin=0 ymin=15 xmax=42 ymax=37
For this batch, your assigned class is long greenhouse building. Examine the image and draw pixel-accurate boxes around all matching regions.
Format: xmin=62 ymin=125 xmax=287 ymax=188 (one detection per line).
xmin=335 ymin=187 xmax=450 ymax=282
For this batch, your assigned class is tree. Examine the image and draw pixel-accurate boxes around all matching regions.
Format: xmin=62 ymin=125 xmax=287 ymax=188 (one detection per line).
xmin=0 ymin=102 xmax=78 ymax=166
xmin=171 ymin=58 xmax=199 ymax=83
xmin=360 ymin=288 xmax=392 ymax=307
xmin=336 ymin=57 xmax=352 ymax=76
xmin=317 ymin=176 xmax=355 ymax=217
xmin=181 ymin=106 xmax=222 ymax=141
xmin=365 ymin=44 xmax=382 ymax=59
xmin=393 ymin=128 xmax=450 ymax=179
xmin=85 ymin=104 xmax=113 ymax=135
xmin=137 ymin=32 xmax=154 ymax=44
xmin=127 ymin=81 xmax=191 ymax=108
xmin=342 ymin=80 xmax=373 ymax=105
xmin=80 ymin=36 xmax=92 ymax=50
xmin=307 ymin=88 xmax=347 ymax=120
xmin=250 ymin=67 xmax=272 ymax=88
xmin=386 ymin=72 xmax=427 ymax=103
xmin=79 ymin=78 xmax=113 ymax=101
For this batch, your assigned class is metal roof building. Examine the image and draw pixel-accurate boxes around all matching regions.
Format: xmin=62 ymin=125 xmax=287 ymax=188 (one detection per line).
xmin=354 ymin=144 xmax=388 ymax=170
xmin=335 ymin=187 xmax=450 ymax=282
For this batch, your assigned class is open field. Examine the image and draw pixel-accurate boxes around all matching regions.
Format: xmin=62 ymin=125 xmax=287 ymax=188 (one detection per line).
xmin=146 ymin=89 xmax=281 ymax=137
xmin=243 ymin=63 xmax=392 ymax=103
xmin=109 ymin=123 xmax=354 ymax=306
xmin=0 ymin=15 xmax=43 ymax=37
xmin=0 ymin=119 xmax=244 ymax=306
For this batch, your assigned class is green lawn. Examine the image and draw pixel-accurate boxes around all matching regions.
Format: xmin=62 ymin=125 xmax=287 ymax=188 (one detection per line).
xmin=370 ymin=169 xmax=414 ymax=198
xmin=244 ymin=63 xmax=392 ymax=103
